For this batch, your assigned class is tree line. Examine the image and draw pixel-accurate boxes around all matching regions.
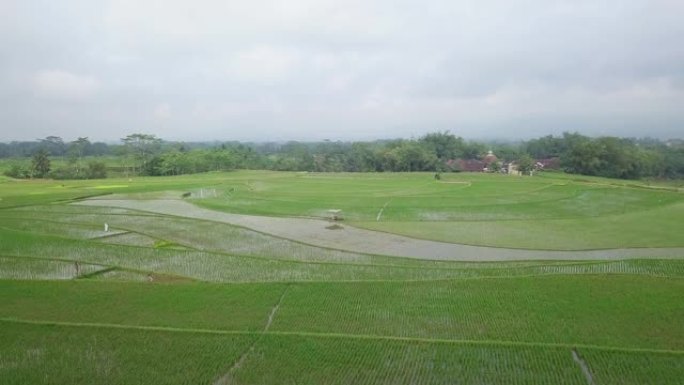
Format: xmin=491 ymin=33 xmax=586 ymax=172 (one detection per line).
xmin=2 ymin=132 xmax=683 ymax=180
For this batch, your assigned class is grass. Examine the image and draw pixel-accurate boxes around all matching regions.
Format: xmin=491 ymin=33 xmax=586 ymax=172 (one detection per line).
xmin=3 ymin=278 xmax=683 ymax=384
xmin=2 ymin=170 xmax=682 ymax=249
xmin=3 ymin=225 xmax=683 ymax=282
xmin=191 ymin=171 xmax=684 ymax=250
xmin=1 ymin=170 xmax=683 ymax=384
xmin=0 ymin=322 xmax=254 ymax=385
xmin=3 ymin=321 xmax=681 ymax=385
xmin=0 ymin=257 xmax=106 ymax=280
xmin=2 ymin=277 xmax=682 ymax=350
xmin=272 ymin=276 xmax=684 ymax=350
xmin=231 ymin=335 xmax=587 ymax=385
xmin=193 ymin=172 xmax=649 ymax=220
xmin=0 ymin=171 xmax=237 ymax=208
xmin=232 ymin=335 xmax=684 ymax=385
xmin=2 ymin=278 xmax=683 ymax=384
xmin=580 ymin=348 xmax=684 ymax=385
xmin=0 ymin=281 xmax=285 ymax=331
xmin=355 ymin=200 xmax=684 ymax=249
xmin=5 ymin=322 xmax=681 ymax=385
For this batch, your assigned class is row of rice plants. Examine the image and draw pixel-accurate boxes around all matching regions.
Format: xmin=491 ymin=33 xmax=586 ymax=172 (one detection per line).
xmin=7 ymin=206 xmax=683 ymax=276
xmin=5 ymin=204 xmax=145 ymax=216
xmin=120 ymin=215 xmax=684 ymax=273
xmin=0 ymin=256 xmax=106 ymax=280
xmin=95 ymin=213 xmax=382 ymax=264
xmin=197 ymin=172 xmax=592 ymax=221
xmin=0 ymin=322 xmax=254 ymax=385
xmin=4 ymin=277 xmax=681 ymax=352
xmin=0 ymin=280 xmax=284 ymax=331
xmin=4 ymin=226 xmax=684 ymax=283
xmin=231 ymin=334 xmax=586 ymax=385
xmin=479 ymin=259 xmax=684 ymax=278
xmin=0 ymin=217 xmax=124 ymax=240
xmin=4 ymin=206 xmax=418 ymax=265
xmin=580 ymin=348 xmax=684 ymax=385
xmin=0 ymin=227 xmax=529 ymax=282
xmin=531 ymin=259 xmax=684 ymax=277
xmin=198 ymin=173 xmax=681 ymax=221
xmin=2 ymin=282 xmax=680 ymax=384
xmin=271 ymin=276 xmax=684 ymax=350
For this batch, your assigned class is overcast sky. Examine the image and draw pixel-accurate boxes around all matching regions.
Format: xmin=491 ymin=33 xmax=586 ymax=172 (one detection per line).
xmin=1 ymin=0 xmax=683 ymax=142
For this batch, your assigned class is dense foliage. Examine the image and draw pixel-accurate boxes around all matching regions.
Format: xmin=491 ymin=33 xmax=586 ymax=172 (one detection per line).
xmin=2 ymin=132 xmax=683 ymax=179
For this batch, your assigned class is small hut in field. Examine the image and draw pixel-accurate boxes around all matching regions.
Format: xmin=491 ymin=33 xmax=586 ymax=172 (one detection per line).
xmin=327 ymin=209 xmax=343 ymax=221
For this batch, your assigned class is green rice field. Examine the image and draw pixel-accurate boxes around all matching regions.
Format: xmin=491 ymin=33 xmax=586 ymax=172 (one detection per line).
xmin=0 ymin=170 xmax=682 ymax=384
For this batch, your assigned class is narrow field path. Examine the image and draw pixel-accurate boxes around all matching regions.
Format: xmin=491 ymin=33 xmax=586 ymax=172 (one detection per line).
xmin=213 ymin=286 xmax=288 ymax=385
xmin=572 ymin=348 xmax=596 ymax=385
xmin=264 ymin=289 xmax=288 ymax=332
xmin=76 ymin=199 xmax=684 ymax=261
xmin=376 ymin=200 xmax=391 ymax=221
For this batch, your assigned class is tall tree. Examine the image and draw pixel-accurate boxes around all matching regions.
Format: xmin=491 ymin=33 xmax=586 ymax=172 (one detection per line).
xmin=86 ymin=161 xmax=107 ymax=179
xmin=31 ymin=149 xmax=51 ymax=178
xmin=560 ymin=133 xmax=603 ymax=175
xmin=419 ymin=131 xmax=465 ymax=160
xmin=393 ymin=141 xmax=438 ymax=171
xmin=517 ymin=154 xmax=535 ymax=175
xmin=39 ymin=136 xmax=66 ymax=156
xmin=68 ymin=137 xmax=91 ymax=176
xmin=121 ymin=134 xmax=162 ymax=175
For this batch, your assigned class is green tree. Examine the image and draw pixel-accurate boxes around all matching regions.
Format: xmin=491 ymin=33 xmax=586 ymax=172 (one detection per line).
xmin=346 ymin=142 xmax=378 ymax=172
xmin=462 ymin=142 xmax=486 ymax=159
xmin=86 ymin=161 xmax=107 ymax=179
xmin=4 ymin=164 xmax=30 ymax=179
xmin=39 ymin=136 xmax=66 ymax=156
xmin=525 ymin=135 xmax=565 ymax=158
xmin=378 ymin=147 xmax=401 ymax=171
xmin=121 ymin=134 xmax=162 ymax=175
xmin=561 ymin=133 xmax=603 ymax=175
xmin=596 ymin=137 xmax=640 ymax=179
xmin=393 ymin=142 xmax=438 ymax=171
xmin=280 ymin=142 xmax=314 ymax=171
xmin=419 ymin=131 xmax=465 ymax=160
xmin=31 ymin=149 xmax=51 ymax=178
xmin=67 ymin=137 xmax=91 ymax=176
xmin=517 ymin=154 xmax=535 ymax=175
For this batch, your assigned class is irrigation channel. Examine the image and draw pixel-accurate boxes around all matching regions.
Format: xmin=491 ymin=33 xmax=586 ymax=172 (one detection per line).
xmin=76 ymin=198 xmax=684 ymax=261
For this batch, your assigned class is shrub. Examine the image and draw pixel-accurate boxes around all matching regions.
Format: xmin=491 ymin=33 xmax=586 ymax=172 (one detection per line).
xmin=86 ymin=161 xmax=107 ymax=179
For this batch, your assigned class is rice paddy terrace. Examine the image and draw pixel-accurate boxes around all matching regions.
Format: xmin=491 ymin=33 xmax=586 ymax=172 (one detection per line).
xmin=0 ymin=170 xmax=682 ymax=384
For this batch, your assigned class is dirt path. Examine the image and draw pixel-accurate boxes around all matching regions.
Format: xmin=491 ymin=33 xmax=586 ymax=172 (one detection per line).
xmin=75 ymin=199 xmax=684 ymax=261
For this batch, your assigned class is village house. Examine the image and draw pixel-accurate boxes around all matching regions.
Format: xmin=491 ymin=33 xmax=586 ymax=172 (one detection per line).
xmin=448 ymin=152 xmax=560 ymax=174
xmin=448 ymin=150 xmax=499 ymax=172
xmin=536 ymin=157 xmax=560 ymax=169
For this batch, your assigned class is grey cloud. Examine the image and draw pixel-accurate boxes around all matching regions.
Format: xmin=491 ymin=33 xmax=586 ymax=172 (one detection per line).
xmin=31 ymin=70 xmax=100 ymax=100
xmin=1 ymin=0 xmax=683 ymax=142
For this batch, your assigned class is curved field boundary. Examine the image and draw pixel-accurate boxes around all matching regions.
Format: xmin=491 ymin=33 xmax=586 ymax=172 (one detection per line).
xmin=1 ymin=317 xmax=682 ymax=355
xmin=75 ymin=199 xmax=684 ymax=261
